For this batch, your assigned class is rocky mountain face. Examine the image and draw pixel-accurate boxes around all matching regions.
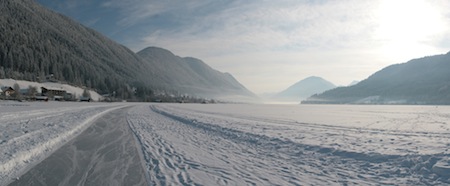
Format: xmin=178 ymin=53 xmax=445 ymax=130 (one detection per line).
xmin=303 ymin=52 xmax=450 ymax=105
xmin=0 ymin=0 xmax=255 ymax=101
xmin=273 ymin=76 xmax=336 ymax=102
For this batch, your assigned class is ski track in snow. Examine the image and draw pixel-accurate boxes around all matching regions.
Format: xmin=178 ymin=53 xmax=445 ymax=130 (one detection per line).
xmin=0 ymin=102 xmax=127 ymax=185
xmin=3 ymin=102 xmax=450 ymax=185
xmin=127 ymin=104 xmax=450 ymax=185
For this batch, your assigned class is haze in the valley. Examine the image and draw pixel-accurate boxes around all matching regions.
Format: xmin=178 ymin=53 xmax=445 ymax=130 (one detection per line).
xmin=35 ymin=0 xmax=450 ymax=94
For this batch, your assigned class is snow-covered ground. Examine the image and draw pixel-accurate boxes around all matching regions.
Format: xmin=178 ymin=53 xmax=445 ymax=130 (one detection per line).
xmin=0 ymin=101 xmax=127 ymax=185
xmin=128 ymin=104 xmax=450 ymax=185
xmin=2 ymin=102 xmax=450 ymax=185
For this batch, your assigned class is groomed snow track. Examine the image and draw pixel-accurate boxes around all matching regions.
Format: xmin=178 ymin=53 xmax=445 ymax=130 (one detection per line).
xmin=0 ymin=102 xmax=127 ymax=185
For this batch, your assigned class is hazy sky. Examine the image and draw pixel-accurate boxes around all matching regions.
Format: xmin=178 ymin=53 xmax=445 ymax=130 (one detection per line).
xmin=37 ymin=0 xmax=450 ymax=94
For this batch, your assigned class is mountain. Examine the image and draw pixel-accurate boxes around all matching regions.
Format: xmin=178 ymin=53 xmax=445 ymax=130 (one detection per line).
xmin=0 ymin=0 xmax=150 ymax=98
xmin=303 ymin=52 xmax=450 ymax=105
xmin=136 ymin=47 xmax=256 ymax=99
xmin=0 ymin=0 xmax=255 ymax=101
xmin=273 ymin=76 xmax=336 ymax=101
xmin=348 ymin=80 xmax=360 ymax=86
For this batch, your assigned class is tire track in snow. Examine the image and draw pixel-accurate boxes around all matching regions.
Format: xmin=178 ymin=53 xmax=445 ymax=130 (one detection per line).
xmin=0 ymin=104 xmax=127 ymax=185
xmin=9 ymin=107 xmax=147 ymax=186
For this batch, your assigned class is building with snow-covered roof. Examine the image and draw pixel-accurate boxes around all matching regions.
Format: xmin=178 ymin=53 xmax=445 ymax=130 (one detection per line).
xmin=1 ymin=86 xmax=15 ymax=97
xmin=41 ymin=86 xmax=66 ymax=99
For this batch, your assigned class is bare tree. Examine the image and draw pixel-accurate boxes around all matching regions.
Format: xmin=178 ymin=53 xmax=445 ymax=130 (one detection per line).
xmin=27 ymin=85 xmax=38 ymax=97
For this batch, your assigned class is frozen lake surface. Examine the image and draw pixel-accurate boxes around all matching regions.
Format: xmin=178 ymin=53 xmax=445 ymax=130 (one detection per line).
xmin=2 ymin=102 xmax=450 ymax=185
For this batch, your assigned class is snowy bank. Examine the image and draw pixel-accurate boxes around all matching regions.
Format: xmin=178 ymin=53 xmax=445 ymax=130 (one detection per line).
xmin=0 ymin=79 xmax=102 ymax=101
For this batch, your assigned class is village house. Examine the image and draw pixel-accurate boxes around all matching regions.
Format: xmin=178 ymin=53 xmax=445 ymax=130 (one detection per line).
xmin=41 ymin=86 xmax=67 ymax=100
xmin=1 ymin=86 xmax=15 ymax=97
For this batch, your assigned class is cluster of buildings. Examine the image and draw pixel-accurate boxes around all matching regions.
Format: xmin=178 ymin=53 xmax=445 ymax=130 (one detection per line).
xmin=0 ymin=85 xmax=91 ymax=102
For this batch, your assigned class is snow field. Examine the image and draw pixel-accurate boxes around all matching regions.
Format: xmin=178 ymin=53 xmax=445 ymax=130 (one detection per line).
xmin=128 ymin=104 xmax=450 ymax=185
xmin=164 ymin=104 xmax=450 ymax=155
xmin=2 ymin=102 xmax=450 ymax=185
xmin=128 ymin=105 xmax=302 ymax=185
xmin=0 ymin=102 xmax=127 ymax=185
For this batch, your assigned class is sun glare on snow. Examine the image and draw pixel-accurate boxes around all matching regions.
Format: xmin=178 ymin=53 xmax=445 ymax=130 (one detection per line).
xmin=375 ymin=0 xmax=446 ymax=62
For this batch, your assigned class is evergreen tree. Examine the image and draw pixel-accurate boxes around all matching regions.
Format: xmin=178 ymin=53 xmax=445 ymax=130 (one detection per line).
xmin=82 ymin=88 xmax=91 ymax=98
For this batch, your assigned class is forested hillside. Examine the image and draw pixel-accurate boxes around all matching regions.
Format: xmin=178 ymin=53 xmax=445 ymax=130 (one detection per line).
xmin=137 ymin=47 xmax=255 ymax=98
xmin=0 ymin=0 xmax=152 ymax=98
xmin=184 ymin=57 xmax=253 ymax=95
xmin=303 ymin=52 xmax=450 ymax=104
xmin=0 ymin=0 xmax=256 ymax=101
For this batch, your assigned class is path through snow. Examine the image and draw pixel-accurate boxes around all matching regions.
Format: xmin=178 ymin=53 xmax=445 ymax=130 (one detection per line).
xmin=0 ymin=102 xmax=126 ymax=185
xmin=9 ymin=107 xmax=147 ymax=186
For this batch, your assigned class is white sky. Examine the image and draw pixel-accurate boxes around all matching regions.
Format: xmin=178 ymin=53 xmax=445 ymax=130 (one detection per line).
xmin=39 ymin=0 xmax=450 ymax=94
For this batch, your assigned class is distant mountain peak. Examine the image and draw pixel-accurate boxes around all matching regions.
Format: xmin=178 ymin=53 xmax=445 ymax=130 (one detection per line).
xmin=303 ymin=51 xmax=450 ymax=104
xmin=304 ymin=76 xmax=322 ymax=80
xmin=273 ymin=76 xmax=335 ymax=102
xmin=138 ymin=46 xmax=178 ymax=57
xmin=140 ymin=46 xmax=170 ymax=52
xmin=348 ymin=80 xmax=360 ymax=86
